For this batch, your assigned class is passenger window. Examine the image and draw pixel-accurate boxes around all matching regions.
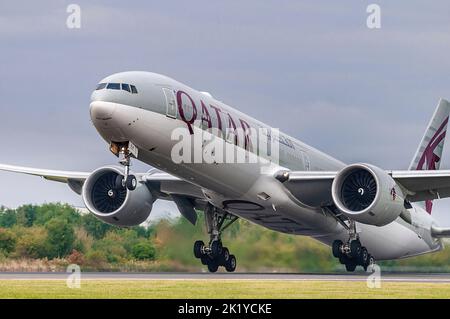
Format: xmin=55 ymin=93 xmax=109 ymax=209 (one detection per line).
xmin=107 ymin=83 xmax=121 ymax=90
xmin=96 ymin=83 xmax=107 ymax=90
xmin=121 ymin=83 xmax=131 ymax=92
xmin=130 ymin=85 xmax=138 ymax=94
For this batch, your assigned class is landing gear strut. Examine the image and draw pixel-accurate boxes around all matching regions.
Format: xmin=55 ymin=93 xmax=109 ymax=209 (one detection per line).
xmin=332 ymin=220 xmax=375 ymax=272
xmin=111 ymin=142 xmax=137 ymax=191
xmin=193 ymin=205 xmax=238 ymax=272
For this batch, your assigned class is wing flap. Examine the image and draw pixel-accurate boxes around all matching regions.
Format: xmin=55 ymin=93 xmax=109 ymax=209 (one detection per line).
xmin=142 ymin=169 xmax=206 ymax=199
xmin=276 ymin=171 xmax=336 ymax=207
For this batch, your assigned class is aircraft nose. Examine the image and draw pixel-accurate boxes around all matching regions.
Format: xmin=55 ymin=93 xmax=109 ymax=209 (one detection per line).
xmin=90 ymin=101 xmax=117 ymax=121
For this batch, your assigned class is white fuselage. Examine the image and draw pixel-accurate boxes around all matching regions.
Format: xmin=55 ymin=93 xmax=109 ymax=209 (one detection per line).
xmin=90 ymin=71 xmax=442 ymax=261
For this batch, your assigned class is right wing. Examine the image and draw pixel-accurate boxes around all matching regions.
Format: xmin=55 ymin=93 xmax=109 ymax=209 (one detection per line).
xmin=276 ymin=169 xmax=450 ymax=206
xmin=0 ymin=164 xmax=91 ymax=195
xmin=0 ymin=164 xmax=90 ymax=183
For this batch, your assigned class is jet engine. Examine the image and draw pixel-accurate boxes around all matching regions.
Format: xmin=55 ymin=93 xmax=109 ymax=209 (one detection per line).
xmin=82 ymin=166 xmax=154 ymax=227
xmin=331 ymin=163 xmax=405 ymax=226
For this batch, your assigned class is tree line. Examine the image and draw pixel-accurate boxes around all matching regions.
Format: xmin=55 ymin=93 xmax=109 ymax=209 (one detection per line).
xmin=0 ymin=203 xmax=449 ymax=272
xmin=0 ymin=203 xmax=156 ymax=269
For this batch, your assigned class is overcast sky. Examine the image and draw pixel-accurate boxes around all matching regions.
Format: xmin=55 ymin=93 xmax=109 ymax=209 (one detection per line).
xmin=1 ymin=1 xmax=450 ymax=224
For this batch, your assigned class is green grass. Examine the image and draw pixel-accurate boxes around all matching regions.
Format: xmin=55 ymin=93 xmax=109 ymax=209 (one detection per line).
xmin=1 ymin=280 xmax=450 ymax=298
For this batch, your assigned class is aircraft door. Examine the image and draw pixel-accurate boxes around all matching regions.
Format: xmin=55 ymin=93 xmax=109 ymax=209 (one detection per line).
xmin=163 ymin=88 xmax=177 ymax=118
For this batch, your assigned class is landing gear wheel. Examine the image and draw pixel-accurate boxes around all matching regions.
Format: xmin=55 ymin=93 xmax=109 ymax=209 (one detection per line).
xmin=225 ymin=255 xmax=237 ymax=272
xmin=126 ymin=175 xmax=137 ymax=191
xmin=332 ymin=240 xmax=343 ymax=258
xmin=339 ymin=255 xmax=349 ymax=265
xmin=221 ymin=247 xmax=230 ymax=265
xmin=194 ymin=240 xmax=205 ymax=259
xmin=358 ymin=247 xmax=369 ymax=268
xmin=200 ymin=256 xmax=209 ymax=265
xmin=345 ymin=262 xmax=357 ymax=272
xmin=331 ymin=220 xmax=375 ymax=272
xmin=210 ymin=240 xmax=223 ymax=257
xmin=207 ymin=260 xmax=219 ymax=273
xmin=115 ymin=175 xmax=124 ymax=189
xmin=350 ymin=239 xmax=361 ymax=258
xmin=196 ymin=205 xmax=239 ymax=272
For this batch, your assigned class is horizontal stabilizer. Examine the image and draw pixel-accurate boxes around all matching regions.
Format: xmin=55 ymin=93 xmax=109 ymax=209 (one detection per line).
xmin=431 ymin=224 xmax=450 ymax=238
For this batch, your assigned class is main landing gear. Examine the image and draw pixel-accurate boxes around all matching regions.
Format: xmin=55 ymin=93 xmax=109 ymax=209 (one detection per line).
xmin=111 ymin=142 xmax=137 ymax=191
xmin=332 ymin=221 xmax=375 ymax=272
xmin=193 ymin=205 xmax=238 ymax=272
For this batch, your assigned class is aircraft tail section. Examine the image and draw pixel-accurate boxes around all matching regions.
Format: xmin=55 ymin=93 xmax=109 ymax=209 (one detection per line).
xmin=409 ymin=98 xmax=450 ymax=213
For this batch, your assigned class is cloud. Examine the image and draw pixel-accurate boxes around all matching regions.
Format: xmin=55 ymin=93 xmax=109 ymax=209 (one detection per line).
xmin=2 ymin=1 xmax=450 ymax=225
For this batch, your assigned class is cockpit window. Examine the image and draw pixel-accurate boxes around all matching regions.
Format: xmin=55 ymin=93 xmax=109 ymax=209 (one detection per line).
xmin=121 ymin=83 xmax=131 ymax=92
xmin=96 ymin=82 xmax=138 ymax=93
xmin=96 ymin=83 xmax=107 ymax=90
xmin=107 ymin=83 xmax=121 ymax=90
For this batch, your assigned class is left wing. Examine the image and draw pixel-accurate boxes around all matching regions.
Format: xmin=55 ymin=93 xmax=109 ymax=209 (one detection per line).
xmin=276 ymin=169 xmax=450 ymax=206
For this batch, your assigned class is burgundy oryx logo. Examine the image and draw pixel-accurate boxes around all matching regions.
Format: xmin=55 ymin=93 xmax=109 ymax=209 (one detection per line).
xmin=390 ymin=187 xmax=396 ymax=201
xmin=416 ymin=116 xmax=449 ymax=214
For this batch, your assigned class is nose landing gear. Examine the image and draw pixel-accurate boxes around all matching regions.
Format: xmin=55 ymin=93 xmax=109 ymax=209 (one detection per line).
xmin=193 ymin=205 xmax=238 ymax=272
xmin=111 ymin=141 xmax=137 ymax=191
xmin=332 ymin=221 xmax=375 ymax=272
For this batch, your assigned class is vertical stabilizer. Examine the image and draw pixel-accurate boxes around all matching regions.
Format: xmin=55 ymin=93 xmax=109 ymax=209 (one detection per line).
xmin=409 ymin=98 xmax=450 ymax=213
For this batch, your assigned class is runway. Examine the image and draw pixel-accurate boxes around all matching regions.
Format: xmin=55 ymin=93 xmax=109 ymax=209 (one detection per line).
xmin=1 ymin=272 xmax=450 ymax=283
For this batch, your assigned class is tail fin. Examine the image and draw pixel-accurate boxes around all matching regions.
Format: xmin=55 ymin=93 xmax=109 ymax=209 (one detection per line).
xmin=409 ymin=98 xmax=450 ymax=213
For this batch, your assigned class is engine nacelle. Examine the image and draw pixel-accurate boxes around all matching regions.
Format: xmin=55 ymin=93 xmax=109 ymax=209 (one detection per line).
xmin=331 ymin=163 xmax=405 ymax=226
xmin=82 ymin=166 xmax=154 ymax=227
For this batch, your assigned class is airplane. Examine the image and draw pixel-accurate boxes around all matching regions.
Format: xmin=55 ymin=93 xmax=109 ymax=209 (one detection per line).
xmin=2 ymin=71 xmax=450 ymax=272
